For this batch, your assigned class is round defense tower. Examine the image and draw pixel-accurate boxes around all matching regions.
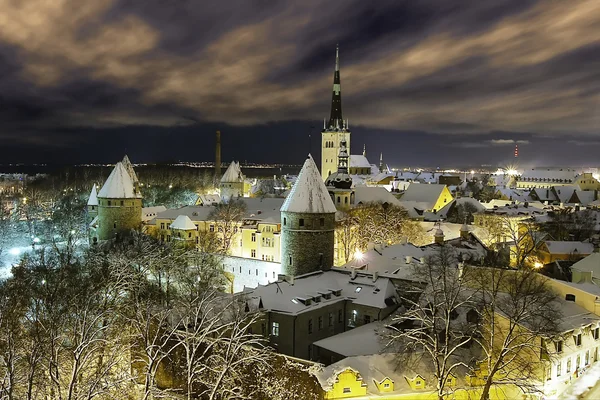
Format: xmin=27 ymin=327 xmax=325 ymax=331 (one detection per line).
xmin=95 ymin=161 xmax=142 ymax=242
xmin=281 ymin=155 xmax=337 ymax=277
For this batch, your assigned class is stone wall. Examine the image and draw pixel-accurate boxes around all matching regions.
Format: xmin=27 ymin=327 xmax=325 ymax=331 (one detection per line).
xmin=281 ymin=211 xmax=335 ymax=276
xmin=222 ymin=255 xmax=282 ymax=293
xmin=96 ymin=197 xmax=143 ymax=241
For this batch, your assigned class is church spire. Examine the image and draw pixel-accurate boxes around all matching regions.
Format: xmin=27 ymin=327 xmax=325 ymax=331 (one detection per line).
xmin=328 ymin=44 xmax=343 ymax=129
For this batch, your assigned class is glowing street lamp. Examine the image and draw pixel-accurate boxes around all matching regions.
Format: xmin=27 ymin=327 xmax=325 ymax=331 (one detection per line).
xmin=353 ymin=249 xmax=364 ymax=262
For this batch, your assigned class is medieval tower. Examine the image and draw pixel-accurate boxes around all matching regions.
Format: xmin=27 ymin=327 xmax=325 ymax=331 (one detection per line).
xmin=220 ymin=161 xmax=245 ymax=201
xmin=321 ymin=45 xmax=351 ymax=181
xmin=93 ymin=155 xmax=142 ymax=242
xmin=281 ymin=155 xmax=336 ymax=277
xmin=325 ymin=138 xmax=354 ymax=208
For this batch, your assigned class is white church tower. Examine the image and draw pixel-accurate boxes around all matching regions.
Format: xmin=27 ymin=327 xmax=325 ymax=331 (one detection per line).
xmin=321 ymin=45 xmax=351 ymax=181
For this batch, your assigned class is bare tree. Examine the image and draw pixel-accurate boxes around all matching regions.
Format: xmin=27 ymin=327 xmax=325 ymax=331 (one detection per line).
xmin=335 ymin=210 xmax=359 ymax=264
xmin=208 ymin=199 xmax=246 ymax=255
xmin=469 ymin=267 xmax=562 ymax=400
xmin=388 ymin=246 xmax=478 ymax=400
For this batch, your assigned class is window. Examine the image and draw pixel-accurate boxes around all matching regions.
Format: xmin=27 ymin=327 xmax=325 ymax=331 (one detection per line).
xmin=318 ymin=316 xmax=323 ymax=330
xmin=251 ymin=249 xmax=256 ymax=258
xmin=577 ymin=355 xmax=581 ymax=369
xmin=166 ymin=223 xmax=170 ymax=229
xmin=261 ymin=323 xmax=266 ymax=336
xmin=557 ymin=361 xmax=561 ymax=377
xmin=283 ymin=217 xmax=286 ymax=226
xmin=555 ymin=340 xmax=563 ymax=353
xmin=308 ymin=319 xmax=313 ymax=334
xmin=343 ymin=388 xmax=351 ymax=394
xmin=320 ymin=217 xmax=324 ymax=226
xmin=120 ymin=200 xmax=124 ymax=206
xmin=337 ymin=196 xmax=340 ymax=203
xmin=384 ymin=383 xmax=390 ymax=388
xmin=108 ymin=200 xmax=112 ymax=206
xmin=567 ymin=358 xmax=571 ymax=373
xmin=594 ymin=328 xmax=599 ymax=340
xmin=251 ymin=233 xmax=256 ymax=242
xmin=566 ymin=294 xmax=576 ymax=302
xmin=209 ymin=225 xmax=215 ymax=232
xmin=188 ymin=232 xmax=192 ymax=238
xmin=161 ymin=222 xmax=165 ymax=229
xmin=586 ymin=350 xmax=590 ymax=365
xmin=338 ymin=309 xmax=343 ymax=323
xmin=255 ymin=269 xmax=258 ymax=276
xmin=272 ymin=322 xmax=279 ymax=337
xmin=329 ymin=312 xmax=333 ymax=327
xmin=364 ymin=315 xmax=371 ymax=324
xmin=289 ymin=255 xmax=292 ymax=265
xmin=113 ymin=222 xmax=117 ymax=229
xmin=299 ymin=218 xmax=304 ymax=227
xmin=167 ymin=235 xmax=171 ymax=242
xmin=575 ymin=334 xmax=582 ymax=347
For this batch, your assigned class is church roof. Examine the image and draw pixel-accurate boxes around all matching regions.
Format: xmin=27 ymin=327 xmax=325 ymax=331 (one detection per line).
xmin=281 ymin=155 xmax=336 ymax=214
xmin=170 ymin=215 xmax=197 ymax=230
xmin=121 ymin=155 xmax=139 ymax=184
xmin=350 ymin=155 xmax=371 ymax=169
xmin=221 ymin=161 xmax=244 ymax=183
xmin=98 ymin=162 xmax=141 ymax=199
xmin=87 ymin=184 xmax=98 ymax=206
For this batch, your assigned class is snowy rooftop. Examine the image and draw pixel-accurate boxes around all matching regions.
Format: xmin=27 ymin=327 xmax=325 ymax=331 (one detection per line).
xmin=121 ymin=155 xmax=139 ymax=184
xmin=399 ymin=183 xmax=449 ymax=210
xmin=98 ymin=162 xmax=141 ymax=199
xmin=245 ymin=269 xmax=398 ymax=316
xmin=349 ymin=154 xmax=371 ymax=169
xmin=142 ymin=206 xmax=166 ymax=222
xmin=543 ymin=241 xmax=594 ymax=255
xmin=313 ymin=321 xmax=390 ymax=357
xmin=571 ymin=253 xmax=600 ymax=277
xmin=553 ymin=185 xmax=580 ymax=203
xmin=87 ymin=184 xmax=98 ymax=206
xmin=353 ymin=186 xmax=402 ymax=207
xmin=281 ymin=155 xmax=336 ymax=214
xmin=221 ymin=161 xmax=244 ymax=183
xmin=170 ymin=215 xmax=197 ymax=230
xmin=520 ymin=168 xmax=577 ymax=182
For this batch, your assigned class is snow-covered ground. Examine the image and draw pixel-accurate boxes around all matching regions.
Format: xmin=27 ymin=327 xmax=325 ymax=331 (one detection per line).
xmin=556 ymin=361 xmax=600 ymax=400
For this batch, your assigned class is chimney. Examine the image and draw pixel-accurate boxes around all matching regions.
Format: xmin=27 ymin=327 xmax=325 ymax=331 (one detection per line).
xmin=372 ymin=271 xmax=379 ymax=282
xmin=350 ymin=269 xmax=357 ymax=280
xmin=434 ymin=228 xmax=445 ymax=244
xmin=215 ymin=130 xmax=222 ymax=178
xmin=289 ymin=275 xmax=295 ymax=286
xmin=405 ymin=255 xmax=412 ymax=264
xmin=460 ymin=223 xmax=469 ymax=240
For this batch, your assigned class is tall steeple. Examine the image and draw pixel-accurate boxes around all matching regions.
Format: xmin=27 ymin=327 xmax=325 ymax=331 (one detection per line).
xmin=328 ymin=44 xmax=343 ymax=129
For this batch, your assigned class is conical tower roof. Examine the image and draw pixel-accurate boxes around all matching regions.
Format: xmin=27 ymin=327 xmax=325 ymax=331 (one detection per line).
xmin=87 ymin=184 xmax=98 ymax=206
xmin=98 ymin=162 xmax=141 ymax=199
xmin=121 ymin=155 xmax=139 ymax=185
xmin=221 ymin=161 xmax=244 ymax=183
xmin=281 ymin=155 xmax=336 ymax=214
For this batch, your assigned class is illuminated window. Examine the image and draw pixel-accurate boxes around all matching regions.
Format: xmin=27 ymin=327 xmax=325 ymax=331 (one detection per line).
xmin=251 ymin=233 xmax=256 ymax=242
xmin=343 ymin=388 xmax=351 ymax=394
xmin=355 ymin=287 xmax=362 ymax=293
xmin=272 ymin=322 xmax=279 ymax=337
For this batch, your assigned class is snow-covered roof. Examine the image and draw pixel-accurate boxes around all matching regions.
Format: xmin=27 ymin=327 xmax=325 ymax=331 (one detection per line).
xmin=349 ymin=154 xmax=371 ymax=169
xmin=98 ymin=162 xmax=141 ymax=199
xmin=87 ymin=184 xmax=98 ymax=206
xmin=520 ymin=168 xmax=577 ymax=182
xmin=531 ymin=187 xmax=558 ymax=203
xmin=121 ymin=155 xmax=139 ymax=184
xmin=543 ymin=241 xmax=594 ymax=255
xmin=198 ymin=194 xmax=222 ymax=206
xmin=246 ymin=269 xmax=398 ymax=316
xmin=281 ymin=155 xmax=336 ymax=214
xmin=553 ymin=185 xmax=580 ymax=204
xmin=142 ymin=206 xmax=166 ymax=222
xmin=571 ymin=253 xmax=600 ymax=278
xmin=353 ymin=187 xmax=402 ymax=207
xmin=455 ymin=197 xmax=485 ymax=212
xmin=221 ymin=161 xmax=244 ymax=183
xmin=313 ymin=321 xmax=390 ymax=357
xmin=170 ymin=215 xmax=197 ymax=230
xmin=399 ymin=183 xmax=449 ymax=211
xmin=497 ymin=188 xmax=532 ymax=203
xmin=574 ymin=190 xmax=596 ymax=206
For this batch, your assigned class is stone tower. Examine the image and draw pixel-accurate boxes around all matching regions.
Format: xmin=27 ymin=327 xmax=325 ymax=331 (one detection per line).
xmin=220 ymin=161 xmax=245 ymax=202
xmin=281 ymin=155 xmax=337 ymax=277
xmin=94 ymin=157 xmax=142 ymax=242
xmin=87 ymin=183 xmax=98 ymax=220
xmin=321 ymin=44 xmax=351 ymax=181
xmin=325 ymin=138 xmax=354 ymax=208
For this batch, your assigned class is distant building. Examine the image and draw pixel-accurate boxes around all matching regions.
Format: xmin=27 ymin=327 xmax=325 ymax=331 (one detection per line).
xmin=220 ymin=161 xmax=246 ymax=200
xmin=398 ymin=183 xmax=454 ymax=215
xmin=517 ymin=168 xmax=577 ymax=189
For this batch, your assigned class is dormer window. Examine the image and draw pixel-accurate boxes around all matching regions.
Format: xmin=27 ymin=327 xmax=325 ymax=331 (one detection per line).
xmin=355 ymin=287 xmax=362 ymax=293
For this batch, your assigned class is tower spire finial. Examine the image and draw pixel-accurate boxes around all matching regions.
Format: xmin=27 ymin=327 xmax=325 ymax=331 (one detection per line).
xmin=363 ymin=144 xmax=366 ymax=157
xmin=327 ymin=45 xmax=343 ymax=129
xmin=335 ymin=43 xmax=340 ymax=72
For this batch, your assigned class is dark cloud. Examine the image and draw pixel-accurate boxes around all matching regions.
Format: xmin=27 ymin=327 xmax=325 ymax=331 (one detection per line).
xmin=0 ymin=0 xmax=598 ymax=165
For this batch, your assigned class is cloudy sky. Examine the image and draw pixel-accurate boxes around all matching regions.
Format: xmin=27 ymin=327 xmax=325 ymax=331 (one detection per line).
xmin=0 ymin=0 xmax=598 ymax=167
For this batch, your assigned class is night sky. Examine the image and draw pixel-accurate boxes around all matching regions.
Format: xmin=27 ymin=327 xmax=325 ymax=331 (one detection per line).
xmin=0 ymin=0 xmax=598 ymax=168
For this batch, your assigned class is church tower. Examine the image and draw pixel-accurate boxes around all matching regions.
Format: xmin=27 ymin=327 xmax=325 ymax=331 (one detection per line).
xmin=325 ymin=139 xmax=354 ymax=208
xmin=321 ymin=45 xmax=351 ymax=181
xmin=94 ymin=156 xmax=143 ymax=242
xmin=281 ymin=155 xmax=336 ymax=277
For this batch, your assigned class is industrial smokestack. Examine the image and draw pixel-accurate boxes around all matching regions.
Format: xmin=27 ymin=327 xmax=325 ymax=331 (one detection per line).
xmin=215 ymin=130 xmax=222 ymax=178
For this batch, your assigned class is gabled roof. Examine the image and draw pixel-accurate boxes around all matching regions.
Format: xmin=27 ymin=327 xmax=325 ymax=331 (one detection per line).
xmin=349 ymin=154 xmax=371 ymax=169
xmin=170 ymin=215 xmax=197 ymax=230
xmin=543 ymin=241 xmax=594 ymax=255
xmin=572 ymin=190 xmax=596 ymax=206
xmin=281 ymin=155 xmax=336 ymax=214
xmin=553 ymin=185 xmax=580 ymax=204
xmin=221 ymin=161 xmax=244 ymax=183
xmin=400 ymin=183 xmax=448 ymax=210
xmin=87 ymin=184 xmax=98 ymax=206
xmin=121 ymin=155 xmax=139 ymax=185
xmin=98 ymin=162 xmax=141 ymax=199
